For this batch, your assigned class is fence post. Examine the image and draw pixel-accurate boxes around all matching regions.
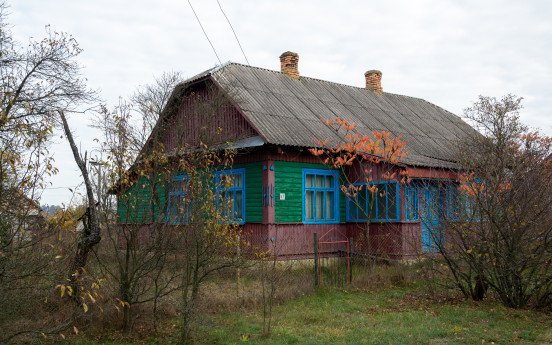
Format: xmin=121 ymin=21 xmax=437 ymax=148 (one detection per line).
xmin=348 ymin=237 xmax=353 ymax=285
xmin=313 ymin=232 xmax=319 ymax=288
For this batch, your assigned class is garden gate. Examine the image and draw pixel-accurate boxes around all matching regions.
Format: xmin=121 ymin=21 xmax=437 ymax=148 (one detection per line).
xmin=313 ymin=230 xmax=352 ymax=288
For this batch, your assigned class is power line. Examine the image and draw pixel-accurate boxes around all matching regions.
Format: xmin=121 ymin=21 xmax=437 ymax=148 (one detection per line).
xmin=216 ymin=0 xmax=250 ymax=65
xmin=187 ymin=0 xmax=223 ymax=65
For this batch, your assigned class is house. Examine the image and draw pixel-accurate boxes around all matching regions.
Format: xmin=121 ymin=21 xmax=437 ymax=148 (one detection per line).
xmin=117 ymin=51 xmax=477 ymax=259
xmin=0 ymin=188 xmax=46 ymax=240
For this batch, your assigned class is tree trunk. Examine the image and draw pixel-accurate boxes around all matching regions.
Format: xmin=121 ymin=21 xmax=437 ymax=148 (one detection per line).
xmin=60 ymin=111 xmax=101 ymax=293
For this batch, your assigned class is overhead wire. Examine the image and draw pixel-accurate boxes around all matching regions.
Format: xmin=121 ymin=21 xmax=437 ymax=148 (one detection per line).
xmin=187 ymin=0 xmax=223 ymax=65
xmin=216 ymin=0 xmax=250 ymax=65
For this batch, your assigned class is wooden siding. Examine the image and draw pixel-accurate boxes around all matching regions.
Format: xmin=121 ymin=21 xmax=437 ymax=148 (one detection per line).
xmin=161 ymin=84 xmax=258 ymax=152
xmin=117 ymin=174 xmax=167 ymax=224
xmin=268 ymin=224 xmax=349 ymax=257
xmin=274 ymin=161 xmax=346 ymax=223
xmin=346 ymin=222 xmax=422 ymax=260
xmin=116 ymin=163 xmax=261 ymax=224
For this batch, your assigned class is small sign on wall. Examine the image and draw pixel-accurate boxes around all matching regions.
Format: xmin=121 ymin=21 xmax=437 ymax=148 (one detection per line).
xmin=279 ymin=193 xmax=286 ymax=201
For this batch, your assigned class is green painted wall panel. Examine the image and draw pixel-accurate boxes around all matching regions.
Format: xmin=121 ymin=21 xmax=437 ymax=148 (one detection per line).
xmin=118 ymin=163 xmax=262 ymax=225
xmin=117 ymin=174 xmax=167 ymax=224
xmin=117 ymin=176 xmax=151 ymax=224
xmin=233 ymin=162 xmax=262 ymax=223
xmin=274 ymin=161 xmax=345 ymax=223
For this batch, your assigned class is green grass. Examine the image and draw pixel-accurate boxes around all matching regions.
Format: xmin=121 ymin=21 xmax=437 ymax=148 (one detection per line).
xmin=59 ymin=284 xmax=550 ymax=345
xmin=198 ymin=288 xmax=551 ymax=345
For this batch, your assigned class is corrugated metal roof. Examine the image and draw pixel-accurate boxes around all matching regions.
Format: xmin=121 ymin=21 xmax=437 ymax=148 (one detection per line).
xmin=176 ymin=62 xmax=476 ymax=169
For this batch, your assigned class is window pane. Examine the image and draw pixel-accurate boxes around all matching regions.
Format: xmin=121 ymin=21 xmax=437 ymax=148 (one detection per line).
xmin=326 ymin=192 xmax=334 ymax=219
xmin=358 ymin=188 xmax=368 ymax=220
xmin=223 ymin=191 xmax=233 ymax=216
xmin=367 ymin=188 xmax=376 ymax=219
xmin=376 ymin=185 xmax=386 ymax=219
xmin=171 ymin=179 xmax=182 ymax=193
xmin=325 ymin=175 xmax=334 ymax=188
xmin=316 ymin=176 xmax=324 ymax=187
xmin=388 ymin=184 xmax=397 ymax=220
xmin=234 ymin=174 xmax=243 ymax=187
xmin=306 ymin=191 xmax=314 ymax=219
xmin=406 ymin=187 xmax=417 ymax=220
xmin=235 ymin=190 xmax=243 ymax=218
xmin=348 ymin=197 xmax=357 ymax=220
xmin=306 ymin=175 xmax=314 ymax=188
xmin=316 ymin=191 xmax=323 ymax=219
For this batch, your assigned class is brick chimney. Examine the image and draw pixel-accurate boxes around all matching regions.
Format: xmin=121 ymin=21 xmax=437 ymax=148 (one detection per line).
xmin=365 ymin=70 xmax=383 ymax=93
xmin=279 ymin=51 xmax=299 ymax=79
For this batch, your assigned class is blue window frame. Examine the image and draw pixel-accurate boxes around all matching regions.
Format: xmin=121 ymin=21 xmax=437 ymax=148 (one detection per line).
xmin=302 ymin=168 xmax=339 ymax=224
xmin=346 ymin=181 xmax=400 ymax=222
xmin=215 ymin=168 xmax=246 ymax=224
xmin=405 ymin=183 xmax=420 ymax=221
xmin=166 ymin=174 xmax=189 ymax=224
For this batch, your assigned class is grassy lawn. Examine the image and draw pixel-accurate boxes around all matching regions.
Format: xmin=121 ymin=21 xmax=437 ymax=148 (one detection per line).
xmin=61 ymin=280 xmax=551 ymax=345
xmin=199 ymin=287 xmax=551 ymax=345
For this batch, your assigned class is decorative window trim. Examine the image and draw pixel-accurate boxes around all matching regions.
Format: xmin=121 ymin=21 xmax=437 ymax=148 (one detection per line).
xmin=345 ymin=181 xmax=400 ymax=223
xmin=302 ymin=168 xmax=340 ymax=224
xmin=215 ymin=168 xmax=246 ymax=224
xmin=166 ymin=174 xmax=189 ymax=225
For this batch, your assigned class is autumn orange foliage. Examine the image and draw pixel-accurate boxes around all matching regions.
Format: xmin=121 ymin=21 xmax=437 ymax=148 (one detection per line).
xmin=310 ymin=116 xmax=409 ymax=198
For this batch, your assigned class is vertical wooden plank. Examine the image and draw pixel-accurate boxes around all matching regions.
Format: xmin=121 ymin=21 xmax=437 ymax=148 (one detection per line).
xmin=313 ymin=232 xmax=319 ymax=288
xmin=348 ymin=237 xmax=353 ymax=285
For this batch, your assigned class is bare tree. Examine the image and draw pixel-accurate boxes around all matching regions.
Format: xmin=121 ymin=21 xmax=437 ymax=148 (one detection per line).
xmin=131 ymin=71 xmax=183 ymax=140
xmin=59 ymin=112 xmax=101 ymax=293
xmin=93 ymin=106 xmax=180 ymax=332
xmin=0 ymin=2 xmax=96 ymax=341
xmin=434 ymin=95 xmax=552 ymax=309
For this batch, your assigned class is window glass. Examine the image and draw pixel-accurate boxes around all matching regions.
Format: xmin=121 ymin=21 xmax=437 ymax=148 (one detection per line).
xmin=306 ymin=190 xmax=314 ymax=220
xmin=347 ymin=181 xmax=399 ymax=222
xmin=306 ymin=175 xmax=314 ymax=188
xmin=315 ymin=191 xmax=324 ymax=219
xmin=325 ymin=192 xmax=334 ymax=219
xmin=167 ymin=174 xmax=189 ymax=224
xmin=377 ymin=185 xmax=387 ymax=219
xmin=405 ymin=184 xmax=419 ymax=221
xmin=388 ymin=184 xmax=397 ymax=220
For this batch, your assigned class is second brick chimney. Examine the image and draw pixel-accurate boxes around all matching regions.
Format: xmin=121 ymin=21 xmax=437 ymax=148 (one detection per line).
xmin=365 ymin=70 xmax=383 ymax=93
xmin=279 ymin=51 xmax=300 ymax=79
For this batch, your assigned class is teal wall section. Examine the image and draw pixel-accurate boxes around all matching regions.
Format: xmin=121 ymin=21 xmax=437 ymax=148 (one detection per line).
xmin=117 ymin=163 xmax=261 ymax=225
xmin=274 ymin=161 xmax=345 ymax=223
xmin=117 ymin=174 xmax=167 ymax=224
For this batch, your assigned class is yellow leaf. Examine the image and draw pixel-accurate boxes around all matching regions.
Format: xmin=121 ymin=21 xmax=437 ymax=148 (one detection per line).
xmin=55 ymin=255 xmax=63 ymax=260
xmin=67 ymin=286 xmax=73 ymax=296
xmin=57 ymin=284 xmax=66 ymax=298
xmin=82 ymin=303 xmax=89 ymax=313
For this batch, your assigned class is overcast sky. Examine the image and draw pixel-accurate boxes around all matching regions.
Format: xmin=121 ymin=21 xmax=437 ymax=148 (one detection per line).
xmin=8 ymin=0 xmax=552 ymax=205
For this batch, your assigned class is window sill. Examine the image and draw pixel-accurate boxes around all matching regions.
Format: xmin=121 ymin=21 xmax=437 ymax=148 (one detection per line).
xmin=302 ymin=220 xmax=340 ymax=225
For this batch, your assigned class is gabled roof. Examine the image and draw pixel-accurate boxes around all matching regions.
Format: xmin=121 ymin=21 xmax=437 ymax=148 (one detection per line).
xmin=169 ymin=62 xmax=477 ymax=169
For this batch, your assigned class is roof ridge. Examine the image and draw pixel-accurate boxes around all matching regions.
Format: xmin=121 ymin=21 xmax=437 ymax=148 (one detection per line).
xmin=213 ymin=62 xmax=431 ymax=104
